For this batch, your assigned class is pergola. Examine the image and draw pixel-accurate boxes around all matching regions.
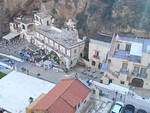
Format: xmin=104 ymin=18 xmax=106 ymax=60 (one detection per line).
xmin=2 ymin=32 xmax=20 ymax=41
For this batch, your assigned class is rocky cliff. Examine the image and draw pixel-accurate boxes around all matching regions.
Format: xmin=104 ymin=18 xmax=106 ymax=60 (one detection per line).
xmin=0 ymin=0 xmax=150 ymax=38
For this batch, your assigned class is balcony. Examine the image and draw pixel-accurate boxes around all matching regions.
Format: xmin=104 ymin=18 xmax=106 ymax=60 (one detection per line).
xmin=120 ymin=69 xmax=129 ymax=74
xmin=34 ymin=37 xmax=70 ymax=59
xmin=108 ymin=50 xmax=141 ymax=63
xmin=93 ymin=55 xmax=100 ymax=59
xmin=130 ymin=72 xmax=147 ymax=79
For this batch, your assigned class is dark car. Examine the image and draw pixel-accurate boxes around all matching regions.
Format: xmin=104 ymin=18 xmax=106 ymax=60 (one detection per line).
xmin=137 ymin=109 xmax=147 ymax=113
xmin=123 ymin=104 xmax=135 ymax=113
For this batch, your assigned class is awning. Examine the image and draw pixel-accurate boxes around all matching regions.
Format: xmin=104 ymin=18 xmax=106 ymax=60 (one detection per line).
xmin=0 ymin=62 xmax=13 ymax=69
xmin=130 ymin=43 xmax=143 ymax=56
xmin=0 ymin=53 xmax=23 ymax=62
xmin=2 ymin=32 xmax=20 ymax=41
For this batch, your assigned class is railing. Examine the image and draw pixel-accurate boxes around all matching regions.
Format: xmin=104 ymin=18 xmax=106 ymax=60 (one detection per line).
xmin=130 ymin=72 xmax=147 ymax=79
xmin=120 ymin=69 xmax=129 ymax=74
xmin=93 ymin=55 xmax=100 ymax=59
xmin=34 ymin=37 xmax=70 ymax=59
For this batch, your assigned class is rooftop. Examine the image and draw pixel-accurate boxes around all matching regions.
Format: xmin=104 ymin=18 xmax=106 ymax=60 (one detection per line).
xmin=0 ymin=71 xmax=55 ymax=113
xmin=33 ymin=79 xmax=90 ymax=113
xmin=108 ymin=50 xmax=141 ymax=63
xmin=35 ymin=11 xmax=52 ymax=19
xmin=119 ymin=37 xmax=150 ymax=53
xmin=90 ymin=33 xmax=113 ymax=43
xmin=36 ymin=25 xmax=82 ymax=48
xmin=15 ymin=16 xmax=33 ymax=24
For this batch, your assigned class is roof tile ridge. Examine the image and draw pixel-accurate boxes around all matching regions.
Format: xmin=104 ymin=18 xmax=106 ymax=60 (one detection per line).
xmin=47 ymin=79 xmax=75 ymax=109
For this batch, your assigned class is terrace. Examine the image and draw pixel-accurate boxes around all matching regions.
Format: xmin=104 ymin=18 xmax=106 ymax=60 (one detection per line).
xmin=34 ymin=36 xmax=70 ymax=59
xmin=129 ymin=72 xmax=147 ymax=79
xmin=108 ymin=50 xmax=141 ymax=63
xmin=36 ymin=25 xmax=83 ymax=48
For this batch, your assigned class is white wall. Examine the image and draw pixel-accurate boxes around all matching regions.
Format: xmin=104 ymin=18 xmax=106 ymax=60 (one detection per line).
xmin=89 ymin=39 xmax=111 ymax=68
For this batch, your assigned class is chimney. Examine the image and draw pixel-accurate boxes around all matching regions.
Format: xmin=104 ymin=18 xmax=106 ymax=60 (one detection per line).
xmin=29 ymin=97 xmax=34 ymax=104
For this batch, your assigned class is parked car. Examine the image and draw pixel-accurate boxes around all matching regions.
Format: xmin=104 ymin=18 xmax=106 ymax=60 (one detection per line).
xmin=111 ymin=101 xmax=124 ymax=113
xmin=137 ymin=109 xmax=147 ymax=113
xmin=123 ymin=104 xmax=135 ymax=113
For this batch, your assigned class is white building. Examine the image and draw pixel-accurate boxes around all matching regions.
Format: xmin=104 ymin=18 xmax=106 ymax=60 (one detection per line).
xmin=0 ymin=71 xmax=55 ymax=113
xmin=88 ymin=33 xmax=112 ymax=69
xmin=32 ymin=25 xmax=85 ymax=69
xmin=34 ymin=11 xmax=54 ymax=26
xmin=5 ymin=11 xmax=85 ymax=69
xmin=100 ymin=34 xmax=150 ymax=89
xmin=8 ymin=16 xmax=35 ymax=42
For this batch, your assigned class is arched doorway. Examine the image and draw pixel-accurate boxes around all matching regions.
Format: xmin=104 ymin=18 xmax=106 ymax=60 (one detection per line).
xmin=49 ymin=51 xmax=60 ymax=64
xmin=60 ymin=56 xmax=66 ymax=66
xmin=131 ymin=78 xmax=144 ymax=88
xmin=30 ymin=38 xmax=35 ymax=44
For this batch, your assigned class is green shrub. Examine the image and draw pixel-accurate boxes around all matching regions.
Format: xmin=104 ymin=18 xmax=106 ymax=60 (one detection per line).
xmin=0 ymin=72 xmax=6 ymax=79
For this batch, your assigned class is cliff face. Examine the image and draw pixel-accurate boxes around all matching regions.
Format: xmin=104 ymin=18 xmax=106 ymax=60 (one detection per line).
xmin=0 ymin=0 xmax=41 ymax=38
xmin=0 ymin=0 xmax=150 ymax=38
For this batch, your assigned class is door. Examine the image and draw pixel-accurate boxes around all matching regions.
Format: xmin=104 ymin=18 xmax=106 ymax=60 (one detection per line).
xmin=109 ymin=79 xmax=112 ymax=84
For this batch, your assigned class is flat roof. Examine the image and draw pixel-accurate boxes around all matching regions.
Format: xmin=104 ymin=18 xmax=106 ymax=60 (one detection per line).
xmin=92 ymin=81 xmax=129 ymax=95
xmin=120 ymin=37 xmax=150 ymax=53
xmin=35 ymin=11 xmax=51 ymax=19
xmin=15 ymin=16 xmax=33 ymax=24
xmin=0 ymin=53 xmax=23 ymax=62
xmin=0 ymin=71 xmax=55 ymax=113
xmin=2 ymin=32 xmax=20 ymax=41
xmin=36 ymin=25 xmax=82 ymax=48
xmin=90 ymin=33 xmax=113 ymax=43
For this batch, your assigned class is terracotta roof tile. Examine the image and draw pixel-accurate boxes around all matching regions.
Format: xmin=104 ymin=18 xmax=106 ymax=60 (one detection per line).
xmin=48 ymin=98 xmax=76 ymax=113
xmin=32 ymin=79 xmax=90 ymax=113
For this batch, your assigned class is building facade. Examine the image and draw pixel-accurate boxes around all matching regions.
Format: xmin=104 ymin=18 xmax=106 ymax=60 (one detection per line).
xmin=34 ymin=11 xmax=54 ymax=26
xmin=88 ymin=33 xmax=112 ymax=69
xmin=27 ymin=79 xmax=91 ymax=113
xmin=7 ymin=11 xmax=85 ymax=69
xmin=32 ymin=25 xmax=85 ymax=69
xmin=101 ymin=34 xmax=150 ymax=89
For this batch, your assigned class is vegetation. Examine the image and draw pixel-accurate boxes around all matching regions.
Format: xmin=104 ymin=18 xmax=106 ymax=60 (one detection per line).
xmin=52 ymin=9 xmax=57 ymax=15
xmin=73 ymin=0 xmax=79 ymax=8
xmin=54 ymin=0 xmax=59 ymax=4
xmin=101 ymin=0 xmax=116 ymax=22
xmin=0 ymin=72 xmax=6 ymax=79
xmin=76 ymin=12 xmax=89 ymax=36
xmin=87 ymin=4 xmax=99 ymax=15
xmin=42 ymin=0 xmax=48 ymax=3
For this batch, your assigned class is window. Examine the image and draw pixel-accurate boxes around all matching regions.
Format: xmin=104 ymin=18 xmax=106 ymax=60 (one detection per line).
xmin=78 ymin=104 xmax=80 ymax=108
xmin=74 ymin=49 xmax=77 ymax=54
xmin=140 ymin=67 xmax=146 ymax=75
xmin=122 ymin=62 xmax=128 ymax=70
xmin=35 ymin=16 xmax=39 ymax=21
xmin=22 ymin=24 xmax=25 ymax=30
xmin=133 ymin=66 xmax=140 ymax=73
xmin=47 ymin=21 xmax=49 ymax=25
xmin=80 ymin=53 xmax=83 ymax=57
xmin=40 ymin=19 xmax=42 ymax=24
xmin=95 ymin=51 xmax=99 ymax=56
xmin=117 ymin=43 xmax=120 ymax=50
xmin=125 ymin=44 xmax=131 ymax=51
xmin=100 ymin=80 xmax=103 ymax=83
xmin=120 ymin=81 xmax=125 ymax=84
xmin=92 ymin=61 xmax=96 ymax=66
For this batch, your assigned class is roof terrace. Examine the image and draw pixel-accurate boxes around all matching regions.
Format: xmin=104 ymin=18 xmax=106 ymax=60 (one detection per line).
xmin=36 ymin=25 xmax=83 ymax=48
xmin=108 ymin=50 xmax=141 ymax=63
